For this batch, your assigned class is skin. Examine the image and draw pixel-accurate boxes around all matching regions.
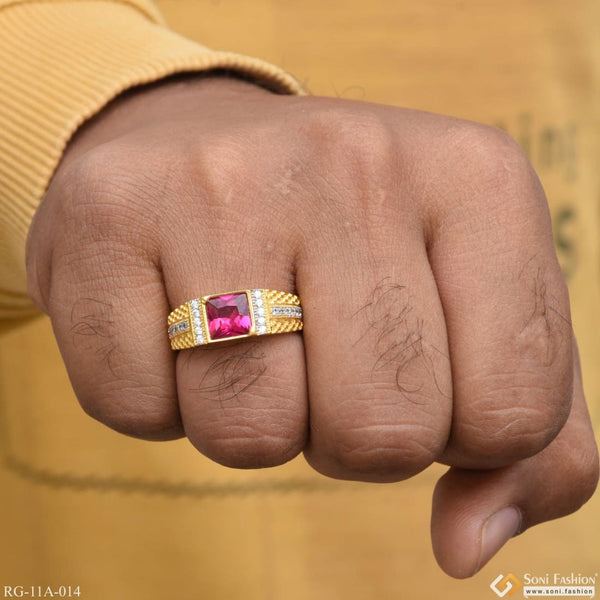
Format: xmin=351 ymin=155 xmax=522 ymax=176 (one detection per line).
xmin=25 ymin=75 xmax=598 ymax=578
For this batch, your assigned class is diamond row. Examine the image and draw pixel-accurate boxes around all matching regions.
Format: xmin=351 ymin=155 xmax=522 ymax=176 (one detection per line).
xmin=271 ymin=305 xmax=303 ymax=319
xmin=189 ymin=299 xmax=205 ymax=345
xmin=168 ymin=320 xmax=189 ymax=339
xmin=251 ymin=289 xmax=268 ymax=335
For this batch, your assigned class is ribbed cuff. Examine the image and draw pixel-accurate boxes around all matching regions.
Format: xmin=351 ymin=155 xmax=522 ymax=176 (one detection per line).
xmin=0 ymin=0 xmax=304 ymax=319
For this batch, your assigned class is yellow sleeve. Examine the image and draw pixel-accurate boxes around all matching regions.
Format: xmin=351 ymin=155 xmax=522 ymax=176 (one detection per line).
xmin=0 ymin=0 xmax=303 ymax=319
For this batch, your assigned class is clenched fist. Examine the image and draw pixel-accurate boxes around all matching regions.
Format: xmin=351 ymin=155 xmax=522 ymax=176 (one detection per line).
xmin=26 ymin=76 xmax=598 ymax=578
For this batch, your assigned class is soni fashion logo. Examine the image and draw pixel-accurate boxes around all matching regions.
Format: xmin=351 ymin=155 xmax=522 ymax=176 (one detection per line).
xmin=491 ymin=574 xmax=523 ymax=597
xmin=491 ymin=573 xmax=598 ymax=598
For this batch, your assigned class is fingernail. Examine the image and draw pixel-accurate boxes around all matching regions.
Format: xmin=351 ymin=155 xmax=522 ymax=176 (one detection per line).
xmin=477 ymin=506 xmax=522 ymax=574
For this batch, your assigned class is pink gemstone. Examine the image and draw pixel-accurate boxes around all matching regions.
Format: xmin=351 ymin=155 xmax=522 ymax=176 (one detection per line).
xmin=205 ymin=293 xmax=252 ymax=340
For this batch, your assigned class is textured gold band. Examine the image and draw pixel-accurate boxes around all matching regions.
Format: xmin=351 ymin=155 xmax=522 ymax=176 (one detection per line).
xmin=167 ymin=289 xmax=303 ymax=350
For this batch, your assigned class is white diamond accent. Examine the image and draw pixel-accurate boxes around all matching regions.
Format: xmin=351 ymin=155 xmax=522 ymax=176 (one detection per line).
xmin=271 ymin=306 xmax=303 ymax=318
xmin=250 ymin=291 xmax=266 ymax=334
xmin=168 ymin=320 xmax=190 ymax=338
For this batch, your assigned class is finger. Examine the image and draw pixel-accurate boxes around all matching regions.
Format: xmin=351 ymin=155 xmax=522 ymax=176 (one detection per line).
xmin=161 ymin=190 xmax=308 ymax=469
xmin=424 ymin=124 xmax=573 ymax=467
xmin=298 ymin=163 xmax=453 ymax=482
xmin=46 ymin=170 xmax=181 ymax=440
xmin=431 ymin=339 xmax=599 ymax=578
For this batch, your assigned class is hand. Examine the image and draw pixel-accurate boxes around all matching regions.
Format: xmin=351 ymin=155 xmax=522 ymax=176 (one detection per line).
xmin=26 ymin=76 xmax=598 ymax=577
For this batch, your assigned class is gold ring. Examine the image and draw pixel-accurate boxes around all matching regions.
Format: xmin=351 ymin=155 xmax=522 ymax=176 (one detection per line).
xmin=167 ymin=289 xmax=303 ymax=350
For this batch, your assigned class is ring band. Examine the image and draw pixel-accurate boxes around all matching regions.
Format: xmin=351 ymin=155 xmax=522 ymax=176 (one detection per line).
xmin=167 ymin=289 xmax=303 ymax=350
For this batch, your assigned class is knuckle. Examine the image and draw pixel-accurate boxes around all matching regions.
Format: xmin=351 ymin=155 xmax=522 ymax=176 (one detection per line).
xmin=300 ymin=102 xmax=396 ymax=173
xmin=516 ymin=309 xmax=571 ymax=371
xmin=439 ymin=122 xmax=543 ymax=213
xmin=191 ymin=409 xmax=305 ymax=469
xmin=456 ymin=383 xmax=570 ymax=463
xmin=514 ymin=261 xmax=573 ymax=377
xmin=187 ymin=134 xmax=247 ymax=192
xmin=57 ymin=146 xmax=157 ymax=245
xmin=79 ymin=388 xmax=181 ymax=441
xmin=294 ymin=103 xmax=399 ymax=227
xmin=449 ymin=122 xmax=532 ymax=183
xmin=327 ymin=420 xmax=439 ymax=479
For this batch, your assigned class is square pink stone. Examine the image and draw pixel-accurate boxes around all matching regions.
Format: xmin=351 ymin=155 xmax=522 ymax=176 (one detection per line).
xmin=205 ymin=293 xmax=252 ymax=340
